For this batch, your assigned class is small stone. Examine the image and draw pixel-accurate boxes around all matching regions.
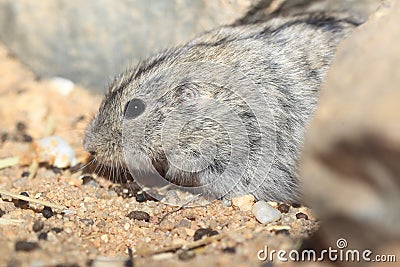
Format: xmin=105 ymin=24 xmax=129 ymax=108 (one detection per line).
xmin=1 ymin=132 xmax=9 ymax=143
xmin=124 ymin=223 xmax=130 ymax=231
xmin=159 ymin=219 xmax=174 ymax=230
xmin=277 ymin=203 xmax=290 ymax=213
xmin=46 ymin=232 xmax=57 ymax=242
xmin=34 ymin=136 xmax=77 ymax=168
xmin=42 ymin=206 xmax=53 ymax=219
xmin=38 ymin=232 xmax=48 ymax=240
xmin=223 ymin=247 xmax=236 ymax=254
xmin=127 ymin=211 xmax=150 ymax=222
xmin=52 ymin=167 xmax=62 ymax=174
xmin=112 ymin=184 xmax=135 ymax=198
xmin=50 ymin=77 xmax=75 ymax=95
xmin=252 ymin=201 xmax=282 ymax=224
xmin=16 ymin=121 xmax=27 ymax=132
xmin=16 ymin=192 xmax=29 ymax=208
xmin=193 ymin=228 xmax=219 ymax=241
xmin=135 ymin=192 xmax=147 ymax=203
xmin=184 ymin=228 xmax=196 ymax=237
xmin=81 ymin=175 xmax=96 ymax=186
xmin=51 ymin=227 xmax=63 ymax=233
xmin=231 ymin=194 xmax=255 ymax=211
xmin=15 ymin=241 xmax=40 ymax=252
xmin=178 ymin=218 xmax=192 ymax=228
xmin=178 ymin=250 xmax=195 ymax=261
xmin=32 ymin=220 xmax=44 ymax=232
xmin=295 ymin=212 xmax=309 ymax=220
xmin=22 ymin=134 xmax=33 ymax=142
xmin=80 ymin=218 xmax=94 ymax=226
xmin=21 ymin=171 xmax=30 ymax=177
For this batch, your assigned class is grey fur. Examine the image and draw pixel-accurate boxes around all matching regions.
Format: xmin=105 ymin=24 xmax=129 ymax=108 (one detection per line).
xmin=84 ymin=13 xmax=357 ymax=202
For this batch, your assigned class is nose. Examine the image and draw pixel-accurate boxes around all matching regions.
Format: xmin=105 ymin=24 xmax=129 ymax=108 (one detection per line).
xmin=88 ymin=150 xmax=96 ymax=156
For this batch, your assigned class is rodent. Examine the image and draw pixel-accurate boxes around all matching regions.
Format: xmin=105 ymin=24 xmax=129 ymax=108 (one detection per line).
xmin=83 ymin=13 xmax=359 ymax=203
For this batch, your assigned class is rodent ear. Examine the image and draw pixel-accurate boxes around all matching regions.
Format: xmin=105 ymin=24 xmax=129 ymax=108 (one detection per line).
xmin=123 ymin=98 xmax=146 ymax=119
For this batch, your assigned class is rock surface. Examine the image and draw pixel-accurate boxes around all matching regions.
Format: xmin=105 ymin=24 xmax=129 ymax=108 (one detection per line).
xmin=0 ymin=0 xmax=380 ymax=92
xmin=0 ymin=0 xmax=252 ymax=92
xmin=299 ymin=0 xmax=400 ymax=256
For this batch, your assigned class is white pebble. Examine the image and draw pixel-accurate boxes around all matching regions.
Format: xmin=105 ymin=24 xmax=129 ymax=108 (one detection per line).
xmin=123 ymin=222 xmax=130 ymax=231
xmin=34 ymin=136 xmax=77 ymax=168
xmin=50 ymin=77 xmax=75 ymax=95
xmin=252 ymin=200 xmax=282 ymax=224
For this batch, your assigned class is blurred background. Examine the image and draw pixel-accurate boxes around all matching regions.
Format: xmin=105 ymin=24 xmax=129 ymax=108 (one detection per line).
xmin=0 ymin=0 xmax=379 ymax=93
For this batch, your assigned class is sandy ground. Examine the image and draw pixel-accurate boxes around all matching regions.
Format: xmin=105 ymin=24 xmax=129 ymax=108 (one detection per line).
xmin=0 ymin=43 xmax=319 ymax=267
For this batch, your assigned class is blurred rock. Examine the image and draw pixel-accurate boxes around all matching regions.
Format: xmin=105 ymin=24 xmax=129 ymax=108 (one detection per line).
xmin=235 ymin=0 xmax=380 ymax=25
xmin=0 ymin=0 xmax=252 ymax=92
xmin=0 ymin=0 xmax=380 ymax=93
xmin=300 ymin=0 xmax=400 ymax=259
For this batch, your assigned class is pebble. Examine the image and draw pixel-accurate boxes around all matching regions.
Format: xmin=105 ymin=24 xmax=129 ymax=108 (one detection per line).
xmin=277 ymin=203 xmax=290 ymax=213
xmin=223 ymin=247 xmax=236 ymax=254
xmin=52 ymin=167 xmax=62 ymax=174
xmin=123 ymin=223 xmax=130 ymax=231
xmin=178 ymin=250 xmax=195 ymax=261
xmin=193 ymin=228 xmax=219 ymax=241
xmin=15 ymin=241 xmax=40 ymax=252
xmin=16 ymin=121 xmax=27 ymax=132
xmin=32 ymin=220 xmax=44 ymax=232
xmin=22 ymin=134 xmax=33 ymax=142
xmin=42 ymin=206 xmax=54 ymax=219
xmin=81 ymin=175 xmax=98 ymax=187
xmin=21 ymin=171 xmax=30 ymax=178
xmin=51 ymin=227 xmax=63 ymax=233
xmin=34 ymin=135 xmax=77 ymax=168
xmin=135 ymin=192 xmax=147 ymax=203
xmin=231 ymin=194 xmax=255 ymax=211
xmin=177 ymin=218 xmax=192 ymax=228
xmin=80 ymin=218 xmax=94 ymax=226
xmin=50 ymin=77 xmax=75 ymax=95
xmin=0 ymin=132 xmax=8 ymax=143
xmin=296 ymin=212 xmax=309 ymax=220
xmin=16 ymin=192 xmax=29 ymax=208
xmin=252 ymin=201 xmax=282 ymax=224
xmin=127 ymin=211 xmax=150 ymax=222
xmin=38 ymin=232 xmax=48 ymax=240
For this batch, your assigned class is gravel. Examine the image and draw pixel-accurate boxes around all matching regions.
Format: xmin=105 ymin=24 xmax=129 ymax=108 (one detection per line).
xmin=252 ymin=201 xmax=282 ymax=224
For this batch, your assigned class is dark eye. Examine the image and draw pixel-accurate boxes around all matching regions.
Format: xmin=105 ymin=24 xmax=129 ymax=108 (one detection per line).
xmin=124 ymin=98 xmax=146 ymax=119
